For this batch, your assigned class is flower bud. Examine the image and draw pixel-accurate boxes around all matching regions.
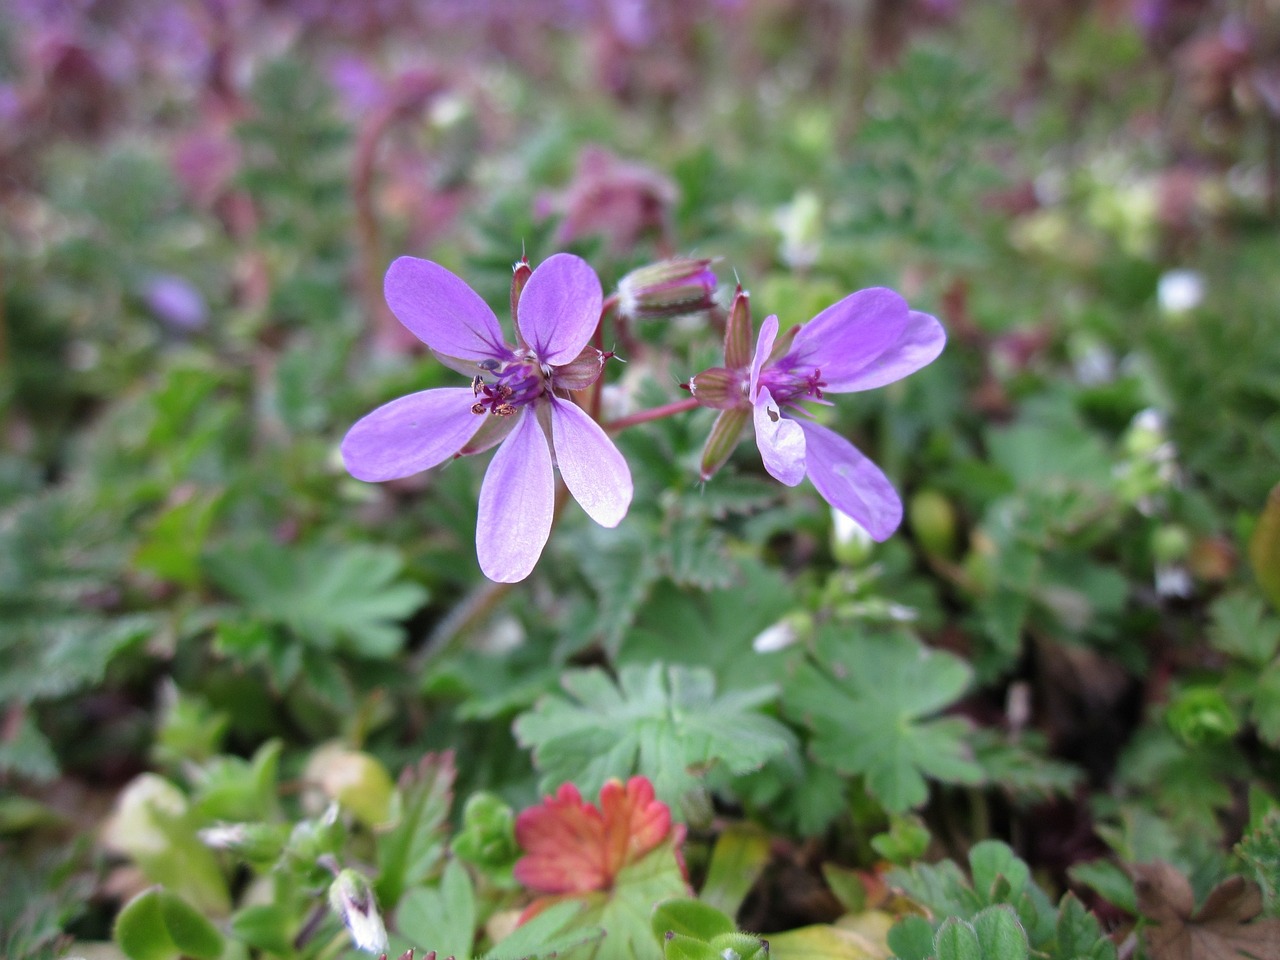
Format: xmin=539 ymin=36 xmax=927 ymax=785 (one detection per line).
xmin=1166 ymin=686 xmax=1240 ymax=746
xmin=723 ymin=286 xmax=753 ymax=370
xmin=553 ymin=344 xmax=610 ymax=391
xmin=304 ymin=744 xmax=397 ymax=829
xmin=698 ymin=408 xmax=749 ymax=482
xmin=452 ymin=791 xmax=518 ymax=869
xmin=831 ymin=509 xmax=875 ymax=567
xmin=908 ymin=489 xmax=958 ymax=559
xmin=511 ymin=257 xmax=533 ymax=319
xmin=328 ymin=869 xmax=389 ymax=954
xmin=1151 ymin=524 xmax=1192 ymax=565
xmin=687 ymin=367 xmax=742 ymax=410
xmin=616 ymin=258 xmax=717 ymax=321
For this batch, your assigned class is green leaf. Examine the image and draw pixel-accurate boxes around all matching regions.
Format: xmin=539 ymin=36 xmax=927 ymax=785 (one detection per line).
xmin=785 ymin=627 xmax=981 ymax=813
xmin=886 ymin=915 xmax=935 ymax=960
xmin=485 ymin=901 xmax=603 ymax=960
xmin=133 ymin=491 xmax=223 ymax=587
xmin=1251 ymin=482 xmax=1280 ymax=612
xmin=698 ymin=824 xmax=771 ymax=918
xmin=1053 ymin=893 xmax=1117 ymax=960
xmin=870 ymin=814 xmax=930 ymax=866
xmin=204 ymin=538 xmax=427 ymax=658
xmin=1236 ymin=811 xmax=1280 ymax=915
xmin=661 ymin=933 xmax=722 ymax=960
xmin=971 ymin=906 xmax=1029 ymax=960
xmin=514 ymin=662 xmax=796 ymax=805
xmin=376 ymin=752 xmax=456 ymax=908
xmin=651 ymin=899 xmax=736 ymax=944
xmin=230 ymin=903 xmax=296 ymax=955
xmin=1068 ymin=860 xmax=1137 ymax=916
xmin=765 ymin=922 xmax=886 ymax=958
xmin=115 ymin=887 xmax=225 ymax=960
xmin=0 ymin=710 xmax=58 ymax=781
xmin=544 ymin=840 xmax=689 ymax=960
xmin=932 ymin=918 xmax=981 ymax=960
xmin=396 ymin=859 xmax=477 ymax=960
xmin=1208 ymin=592 xmax=1280 ymax=664
xmin=969 ymin=841 xmax=1030 ymax=904
xmin=970 ymin=730 xmax=1082 ymax=801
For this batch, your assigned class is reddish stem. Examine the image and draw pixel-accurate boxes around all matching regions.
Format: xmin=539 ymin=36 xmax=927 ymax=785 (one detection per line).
xmin=604 ymin=397 xmax=701 ymax=433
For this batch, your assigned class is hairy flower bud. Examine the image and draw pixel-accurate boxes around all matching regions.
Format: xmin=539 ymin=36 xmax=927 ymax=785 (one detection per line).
xmin=723 ymin=286 xmax=753 ymax=370
xmin=687 ymin=367 xmax=743 ymax=410
xmin=553 ymin=344 xmax=611 ymax=391
xmin=617 ymin=258 xmax=717 ymax=320
xmin=329 ymin=869 xmax=389 ymax=954
xmin=511 ymin=256 xmax=533 ymax=320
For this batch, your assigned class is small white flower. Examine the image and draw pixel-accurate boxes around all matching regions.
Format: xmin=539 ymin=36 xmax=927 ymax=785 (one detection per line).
xmin=1157 ymin=269 xmax=1204 ymax=316
xmin=752 ymin=619 xmax=799 ymax=653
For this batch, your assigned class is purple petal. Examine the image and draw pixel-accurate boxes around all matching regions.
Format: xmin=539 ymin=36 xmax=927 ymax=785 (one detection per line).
xmin=824 ymin=310 xmax=946 ymax=392
xmin=749 ymin=314 xmax=779 ymax=400
xmin=384 ymin=257 xmax=509 ymax=361
xmin=754 ymin=388 xmax=806 ymax=486
xmin=789 ymin=288 xmax=909 ymax=386
xmin=476 ymin=409 xmax=555 ymax=583
xmin=549 ymin=398 xmax=632 ymax=527
xmin=341 ymin=388 xmax=482 ymax=482
xmin=797 ymin=420 xmax=902 ymax=540
xmin=515 ymin=253 xmax=603 ymax=365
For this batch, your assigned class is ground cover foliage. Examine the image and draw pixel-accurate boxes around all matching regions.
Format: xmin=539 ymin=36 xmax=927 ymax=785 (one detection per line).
xmin=3 ymin=1 xmax=1280 ymax=958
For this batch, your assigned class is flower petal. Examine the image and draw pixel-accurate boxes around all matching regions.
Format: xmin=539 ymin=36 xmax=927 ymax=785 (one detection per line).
xmin=797 ymin=420 xmax=902 ymax=540
xmin=749 ymin=314 xmax=779 ymax=400
xmin=341 ymin=388 xmax=481 ymax=482
xmin=384 ymin=257 xmax=508 ymax=361
xmin=789 ymin=287 xmax=909 ymax=386
xmin=824 ymin=310 xmax=946 ymax=392
xmin=754 ymin=387 xmax=806 ymax=486
xmin=476 ymin=409 xmax=555 ymax=583
xmin=549 ymin=398 xmax=632 ymax=528
xmin=516 ymin=254 xmax=603 ymax=365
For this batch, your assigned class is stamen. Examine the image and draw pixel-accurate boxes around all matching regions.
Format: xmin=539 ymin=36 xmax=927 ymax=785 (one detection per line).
xmin=805 ymin=368 xmax=827 ymax=400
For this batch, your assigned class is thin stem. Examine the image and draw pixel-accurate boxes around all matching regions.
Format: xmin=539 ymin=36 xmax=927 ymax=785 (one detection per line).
xmin=604 ymin=397 xmax=700 ymax=433
xmin=413 ymin=482 xmax=573 ymax=671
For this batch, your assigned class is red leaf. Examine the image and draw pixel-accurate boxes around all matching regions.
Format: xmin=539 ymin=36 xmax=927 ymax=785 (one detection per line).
xmin=514 ymin=777 xmax=672 ymax=895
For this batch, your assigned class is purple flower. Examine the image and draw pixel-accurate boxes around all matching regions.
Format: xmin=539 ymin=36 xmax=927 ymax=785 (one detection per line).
xmin=690 ymin=287 xmax=945 ymax=541
xmin=342 ymin=254 xmax=632 ymax=583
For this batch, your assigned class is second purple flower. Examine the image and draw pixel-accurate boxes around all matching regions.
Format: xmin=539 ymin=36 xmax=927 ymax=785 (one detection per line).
xmin=689 ymin=286 xmax=946 ymax=541
xmin=342 ymin=254 xmax=633 ymax=583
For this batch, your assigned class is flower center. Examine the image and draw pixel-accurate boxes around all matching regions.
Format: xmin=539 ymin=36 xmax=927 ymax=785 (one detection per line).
xmin=758 ymin=362 xmax=827 ymax=407
xmin=470 ymin=358 xmax=545 ymax=416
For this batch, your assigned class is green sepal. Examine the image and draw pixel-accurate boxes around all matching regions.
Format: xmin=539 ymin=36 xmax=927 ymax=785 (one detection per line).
xmin=700 ymin=408 xmax=750 ymax=481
